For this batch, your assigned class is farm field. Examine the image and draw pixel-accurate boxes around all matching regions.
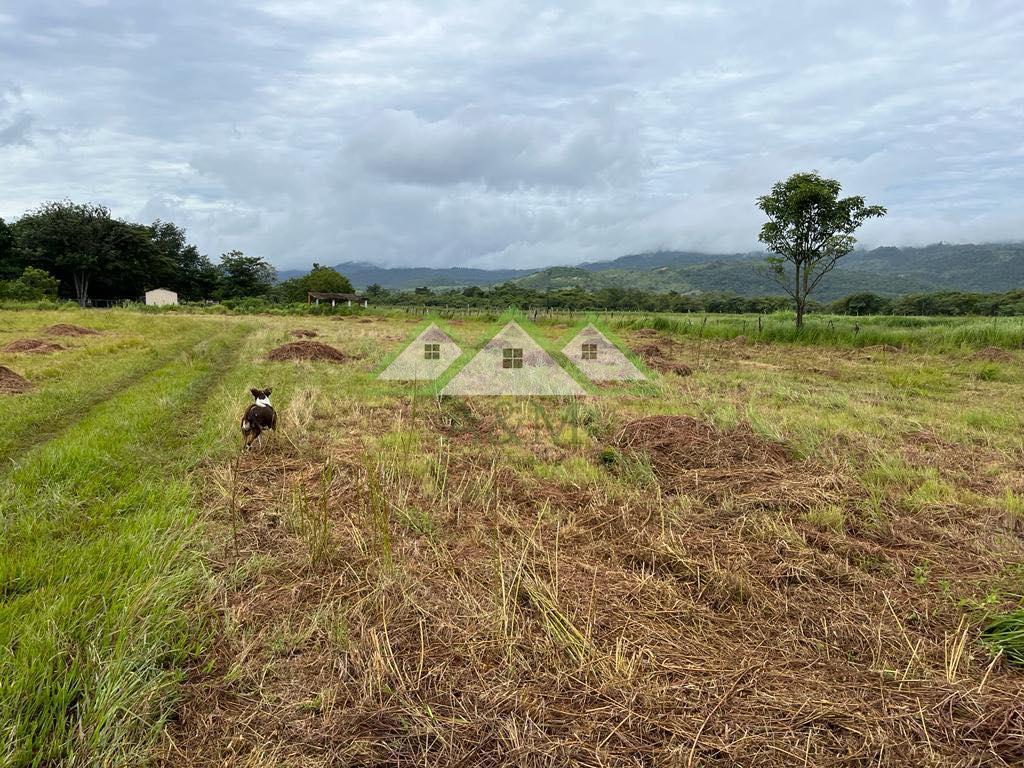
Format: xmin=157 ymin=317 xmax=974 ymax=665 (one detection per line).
xmin=1 ymin=308 xmax=1023 ymax=767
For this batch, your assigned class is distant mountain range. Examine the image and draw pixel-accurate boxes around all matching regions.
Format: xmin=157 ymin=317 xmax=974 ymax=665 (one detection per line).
xmin=278 ymin=243 xmax=1024 ymax=300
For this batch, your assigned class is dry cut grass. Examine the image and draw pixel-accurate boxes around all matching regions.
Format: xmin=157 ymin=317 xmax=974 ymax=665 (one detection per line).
xmin=160 ymin=377 xmax=1024 ymax=766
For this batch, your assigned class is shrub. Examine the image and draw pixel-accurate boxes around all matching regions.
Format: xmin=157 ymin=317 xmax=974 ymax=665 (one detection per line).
xmin=0 ymin=267 xmax=60 ymax=301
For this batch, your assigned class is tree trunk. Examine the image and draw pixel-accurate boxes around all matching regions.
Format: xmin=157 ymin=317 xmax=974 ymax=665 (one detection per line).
xmin=73 ymin=271 xmax=90 ymax=307
xmin=793 ymin=261 xmax=803 ymax=328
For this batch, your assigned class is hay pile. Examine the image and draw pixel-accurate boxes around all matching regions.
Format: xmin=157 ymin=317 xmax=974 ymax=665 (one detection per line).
xmin=267 ymin=341 xmax=351 ymax=363
xmin=2 ymin=338 xmax=64 ymax=354
xmin=973 ymin=346 xmax=1013 ymax=362
xmin=42 ymin=323 xmax=99 ymax=336
xmin=0 ymin=366 xmax=32 ymax=394
xmin=614 ymin=414 xmax=842 ymax=510
xmin=290 ymin=329 xmax=319 ymax=338
xmin=633 ymin=343 xmax=693 ymax=376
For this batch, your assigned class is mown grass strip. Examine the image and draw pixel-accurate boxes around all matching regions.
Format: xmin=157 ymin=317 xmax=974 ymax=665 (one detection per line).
xmin=0 ymin=315 xmax=238 ymax=466
xmin=0 ymin=322 xmax=249 ymax=767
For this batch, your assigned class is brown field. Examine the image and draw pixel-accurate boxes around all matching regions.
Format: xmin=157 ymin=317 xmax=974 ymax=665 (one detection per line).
xmin=2 ymin=309 xmax=1022 ymax=767
xmin=160 ymin=313 xmax=1024 ymax=766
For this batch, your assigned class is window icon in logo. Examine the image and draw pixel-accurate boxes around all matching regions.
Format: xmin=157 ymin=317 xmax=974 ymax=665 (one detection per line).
xmin=502 ymin=347 xmax=523 ymax=369
xmin=581 ymin=342 xmax=598 ymax=360
xmin=423 ymin=342 xmax=440 ymax=360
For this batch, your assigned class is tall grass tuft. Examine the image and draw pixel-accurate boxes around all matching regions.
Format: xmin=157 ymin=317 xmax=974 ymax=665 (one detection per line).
xmin=982 ymin=610 xmax=1024 ymax=666
xmin=293 ymin=460 xmax=334 ymax=568
xmin=364 ymin=460 xmax=394 ymax=571
xmin=610 ymin=312 xmax=1024 ymax=352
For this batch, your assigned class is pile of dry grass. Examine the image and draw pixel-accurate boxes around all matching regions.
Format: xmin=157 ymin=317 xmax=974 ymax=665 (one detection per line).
xmin=2 ymin=338 xmax=65 ymax=354
xmin=614 ymin=414 xmax=843 ymax=510
xmin=267 ymin=341 xmax=352 ymax=363
xmin=0 ymin=365 xmax=32 ymax=394
xmin=973 ymin=346 xmax=1013 ymax=362
xmin=633 ymin=342 xmax=693 ymax=376
xmin=42 ymin=323 xmax=99 ymax=336
xmin=290 ymin=328 xmax=319 ymax=338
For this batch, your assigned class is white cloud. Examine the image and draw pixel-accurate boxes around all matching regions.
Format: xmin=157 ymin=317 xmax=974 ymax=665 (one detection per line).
xmin=0 ymin=0 xmax=1022 ymax=268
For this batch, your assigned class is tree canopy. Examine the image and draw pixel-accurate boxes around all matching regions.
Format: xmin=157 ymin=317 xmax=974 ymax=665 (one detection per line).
xmin=276 ymin=263 xmax=353 ymax=302
xmin=758 ymin=172 xmax=886 ymax=327
xmin=217 ymin=250 xmax=277 ymax=300
xmin=5 ymin=201 xmax=232 ymax=304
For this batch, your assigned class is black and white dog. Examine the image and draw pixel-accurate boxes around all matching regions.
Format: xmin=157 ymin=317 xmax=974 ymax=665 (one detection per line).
xmin=241 ymin=388 xmax=277 ymax=448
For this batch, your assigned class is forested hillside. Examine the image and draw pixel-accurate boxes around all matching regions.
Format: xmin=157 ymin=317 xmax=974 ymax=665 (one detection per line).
xmin=312 ymin=243 xmax=1024 ymax=298
xmin=510 ymin=244 xmax=1024 ymax=300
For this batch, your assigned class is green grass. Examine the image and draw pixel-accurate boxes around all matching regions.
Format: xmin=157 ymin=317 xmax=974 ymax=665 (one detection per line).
xmin=0 ymin=315 xmax=251 ymax=766
xmin=982 ymin=610 xmax=1024 ymax=665
xmin=3 ymin=304 xmax=1024 ymax=765
xmin=609 ymin=311 xmax=1024 ymax=351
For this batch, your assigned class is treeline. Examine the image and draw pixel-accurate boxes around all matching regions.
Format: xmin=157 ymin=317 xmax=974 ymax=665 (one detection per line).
xmin=0 ymin=201 xmax=355 ymax=306
xmin=4 ymin=199 xmax=1024 ymax=317
xmin=0 ymin=201 xmax=277 ymax=305
xmin=367 ymin=283 xmax=1024 ymax=316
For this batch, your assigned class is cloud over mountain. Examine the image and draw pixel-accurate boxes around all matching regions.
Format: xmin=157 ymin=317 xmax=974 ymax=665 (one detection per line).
xmin=1 ymin=0 xmax=1022 ymax=269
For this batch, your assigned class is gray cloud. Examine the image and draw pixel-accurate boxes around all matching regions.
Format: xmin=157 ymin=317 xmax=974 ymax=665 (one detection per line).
xmin=1 ymin=0 xmax=1023 ymax=270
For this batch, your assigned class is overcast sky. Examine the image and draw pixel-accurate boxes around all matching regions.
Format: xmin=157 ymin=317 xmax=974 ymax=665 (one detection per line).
xmin=2 ymin=1 xmax=1022 ymax=270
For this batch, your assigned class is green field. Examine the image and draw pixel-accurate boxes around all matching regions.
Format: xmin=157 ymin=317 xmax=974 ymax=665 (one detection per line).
xmin=1 ymin=308 xmax=1023 ymax=766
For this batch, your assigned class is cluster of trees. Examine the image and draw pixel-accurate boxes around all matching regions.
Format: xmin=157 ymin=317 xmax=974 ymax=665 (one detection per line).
xmin=0 ymin=201 xmax=281 ymax=305
xmin=276 ymin=263 xmax=354 ymax=303
xmin=364 ymin=282 xmax=796 ymax=313
xmin=366 ymin=282 xmax=1024 ymax=317
xmin=0 ymin=201 xmax=365 ymax=307
xmin=831 ymin=290 xmax=1024 ymax=317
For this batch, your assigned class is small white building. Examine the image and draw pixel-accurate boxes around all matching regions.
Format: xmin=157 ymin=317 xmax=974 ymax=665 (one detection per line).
xmin=144 ymin=288 xmax=178 ymax=306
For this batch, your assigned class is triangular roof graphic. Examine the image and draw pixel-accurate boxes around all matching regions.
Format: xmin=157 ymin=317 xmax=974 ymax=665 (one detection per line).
xmin=379 ymin=323 xmax=461 ymax=381
xmin=562 ymin=324 xmax=646 ymax=382
xmin=441 ymin=321 xmax=586 ymax=396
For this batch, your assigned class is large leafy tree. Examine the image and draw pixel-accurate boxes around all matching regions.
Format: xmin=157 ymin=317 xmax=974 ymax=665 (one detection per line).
xmin=758 ymin=172 xmax=886 ymax=327
xmin=217 ymin=250 xmax=276 ymax=299
xmin=0 ymin=217 xmax=19 ymax=279
xmin=14 ymin=201 xmax=114 ymax=306
xmin=276 ymin=263 xmax=354 ymax=303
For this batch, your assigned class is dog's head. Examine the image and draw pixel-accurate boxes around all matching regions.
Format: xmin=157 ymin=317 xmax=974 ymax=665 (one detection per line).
xmin=249 ymin=387 xmax=273 ymax=406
